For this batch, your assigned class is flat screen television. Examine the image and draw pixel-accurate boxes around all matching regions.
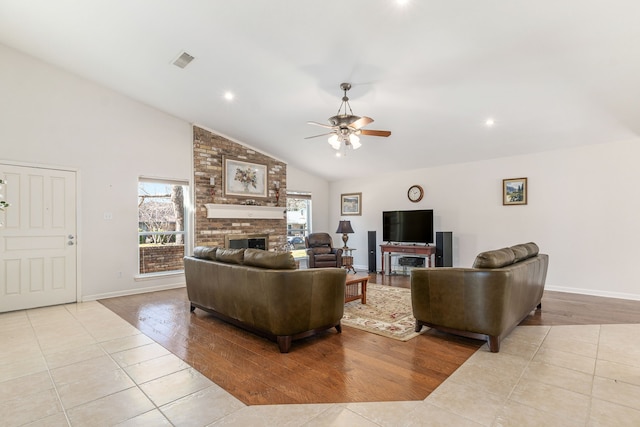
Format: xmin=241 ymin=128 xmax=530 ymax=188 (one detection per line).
xmin=382 ymin=209 xmax=434 ymax=244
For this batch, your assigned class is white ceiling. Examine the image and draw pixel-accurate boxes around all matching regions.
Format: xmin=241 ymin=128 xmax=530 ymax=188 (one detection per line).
xmin=1 ymin=1 xmax=639 ymax=181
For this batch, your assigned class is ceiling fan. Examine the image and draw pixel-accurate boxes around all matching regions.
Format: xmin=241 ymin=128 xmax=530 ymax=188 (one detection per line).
xmin=306 ymin=83 xmax=391 ymax=151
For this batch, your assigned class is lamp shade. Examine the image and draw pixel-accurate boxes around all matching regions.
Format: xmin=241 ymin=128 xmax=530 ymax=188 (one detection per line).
xmin=336 ymin=220 xmax=354 ymax=234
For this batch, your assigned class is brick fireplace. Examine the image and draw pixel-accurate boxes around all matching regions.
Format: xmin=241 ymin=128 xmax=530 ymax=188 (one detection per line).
xmin=193 ymin=125 xmax=287 ymax=250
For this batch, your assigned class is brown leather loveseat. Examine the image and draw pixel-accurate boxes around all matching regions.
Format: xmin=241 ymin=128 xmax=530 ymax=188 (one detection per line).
xmin=184 ymin=247 xmax=346 ymax=352
xmin=411 ymin=242 xmax=548 ymax=352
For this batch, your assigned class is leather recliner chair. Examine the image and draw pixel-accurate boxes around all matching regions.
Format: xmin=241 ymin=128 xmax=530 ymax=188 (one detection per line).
xmin=305 ymin=233 xmax=343 ymax=268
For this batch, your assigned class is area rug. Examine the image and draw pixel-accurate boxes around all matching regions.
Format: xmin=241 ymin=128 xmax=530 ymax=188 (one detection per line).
xmin=342 ymin=283 xmax=426 ymax=341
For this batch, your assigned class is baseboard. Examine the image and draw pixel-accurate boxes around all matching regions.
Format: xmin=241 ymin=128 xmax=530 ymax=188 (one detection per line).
xmin=353 ymin=264 xmax=368 ymax=273
xmin=82 ymin=282 xmax=186 ymax=302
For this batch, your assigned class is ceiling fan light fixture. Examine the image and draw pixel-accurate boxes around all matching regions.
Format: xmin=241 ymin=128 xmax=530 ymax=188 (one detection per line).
xmin=349 ymin=134 xmax=361 ymax=149
xmin=328 ymin=134 xmax=341 ymax=150
xmin=306 ymin=82 xmax=391 ymax=154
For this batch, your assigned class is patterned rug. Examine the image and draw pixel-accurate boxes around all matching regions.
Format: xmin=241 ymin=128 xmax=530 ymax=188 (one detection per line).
xmin=342 ymin=283 xmax=426 ymax=341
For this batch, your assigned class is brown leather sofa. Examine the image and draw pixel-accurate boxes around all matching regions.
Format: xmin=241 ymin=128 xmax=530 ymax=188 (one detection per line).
xmin=305 ymin=233 xmax=343 ymax=268
xmin=411 ymin=242 xmax=548 ymax=352
xmin=184 ymin=246 xmax=346 ymax=353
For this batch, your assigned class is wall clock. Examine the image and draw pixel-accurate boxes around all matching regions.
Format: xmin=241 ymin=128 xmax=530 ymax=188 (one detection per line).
xmin=407 ymin=185 xmax=424 ymax=202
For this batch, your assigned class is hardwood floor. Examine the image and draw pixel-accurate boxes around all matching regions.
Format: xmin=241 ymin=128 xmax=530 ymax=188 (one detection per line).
xmin=99 ymin=274 xmax=640 ymax=406
xmin=520 ymin=289 xmax=640 ymax=326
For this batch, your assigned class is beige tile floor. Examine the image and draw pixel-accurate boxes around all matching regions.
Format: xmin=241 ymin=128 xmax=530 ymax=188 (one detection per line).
xmin=1 ymin=301 xmax=639 ymax=427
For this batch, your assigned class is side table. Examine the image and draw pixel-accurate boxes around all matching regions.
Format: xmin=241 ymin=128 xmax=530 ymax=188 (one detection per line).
xmin=341 ymin=248 xmax=356 ymax=274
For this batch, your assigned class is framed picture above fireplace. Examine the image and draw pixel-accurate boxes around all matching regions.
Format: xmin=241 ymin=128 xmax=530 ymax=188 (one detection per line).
xmin=224 ymin=157 xmax=268 ymax=198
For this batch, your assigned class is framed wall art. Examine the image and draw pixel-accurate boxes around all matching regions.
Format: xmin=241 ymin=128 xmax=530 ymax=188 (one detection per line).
xmin=224 ymin=157 xmax=268 ymax=197
xmin=340 ymin=192 xmax=362 ymax=216
xmin=503 ymin=177 xmax=527 ymax=205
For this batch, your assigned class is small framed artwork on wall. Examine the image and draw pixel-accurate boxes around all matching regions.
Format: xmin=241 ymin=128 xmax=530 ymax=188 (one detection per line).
xmin=341 ymin=192 xmax=362 ymax=216
xmin=503 ymin=177 xmax=527 ymax=205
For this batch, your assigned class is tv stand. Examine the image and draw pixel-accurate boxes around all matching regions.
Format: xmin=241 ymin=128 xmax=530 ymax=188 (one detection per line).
xmin=380 ymin=244 xmax=436 ymax=275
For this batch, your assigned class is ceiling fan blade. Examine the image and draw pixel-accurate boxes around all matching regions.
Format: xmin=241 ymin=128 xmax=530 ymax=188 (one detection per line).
xmin=304 ymin=132 xmax=334 ymax=139
xmin=307 ymin=121 xmax=334 ymax=129
xmin=359 ymin=129 xmax=391 ymax=137
xmin=348 ymin=116 xmax=374 ymax=130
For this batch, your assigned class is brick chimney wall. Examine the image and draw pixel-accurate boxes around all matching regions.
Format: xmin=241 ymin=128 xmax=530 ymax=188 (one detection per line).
xmin=193 ymin=125 xmax=287 ymax=250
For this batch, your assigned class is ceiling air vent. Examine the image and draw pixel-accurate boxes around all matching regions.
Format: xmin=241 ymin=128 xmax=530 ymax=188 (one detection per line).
xmin=172 ymin=51 xmax=195 ymax=69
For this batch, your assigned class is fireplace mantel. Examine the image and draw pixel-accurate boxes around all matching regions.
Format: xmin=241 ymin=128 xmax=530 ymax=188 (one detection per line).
xmin=205 ymin=204 xmax=285 ymax=220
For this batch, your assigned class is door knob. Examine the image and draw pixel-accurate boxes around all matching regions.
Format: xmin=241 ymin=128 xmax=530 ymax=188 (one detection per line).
xmin=67 ymin=241 xmax=75 ymax=246
xmin=68 ymin=235 xmax=75 ymax=239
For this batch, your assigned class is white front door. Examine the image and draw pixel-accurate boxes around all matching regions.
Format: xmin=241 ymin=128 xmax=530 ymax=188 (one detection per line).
xmin=0 ymin=163 xmax=77 ymax=312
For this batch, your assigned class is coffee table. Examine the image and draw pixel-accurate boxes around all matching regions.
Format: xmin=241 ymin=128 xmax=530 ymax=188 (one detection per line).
xmin=345 ymin=274 xmax=368 ymax=304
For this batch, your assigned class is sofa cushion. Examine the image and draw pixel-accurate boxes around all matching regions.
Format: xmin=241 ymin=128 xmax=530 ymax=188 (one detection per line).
xmin=244 ymin=249 xmax=296 ymax=270
xmin=193 ymin=246 xmax=217 ymax=260
xmin=522 ymin=242 xmax=539 ymax=257
xmin=315 ymin=254 xmax=338 ymax=262
xmin=310 ymin=247 xmax=332 ymax=255
xmin=215 ymin=248 xmax=245 ymax=264
xmin=472 ymin=247 xmax=516 ymax=268
xmin=509 ymin=244 xmax=529 ymax=262
xmin=510 ymin=242 xmax=539 ymax=262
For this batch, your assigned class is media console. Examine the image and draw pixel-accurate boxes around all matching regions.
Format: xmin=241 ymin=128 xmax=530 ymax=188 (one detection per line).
xmin=380 ymin=244 xmax=436 ymax=275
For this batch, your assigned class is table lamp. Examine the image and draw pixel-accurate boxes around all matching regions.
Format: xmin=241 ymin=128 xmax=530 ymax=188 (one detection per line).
xmin=336 ymin=220 xmax=354 ymax=249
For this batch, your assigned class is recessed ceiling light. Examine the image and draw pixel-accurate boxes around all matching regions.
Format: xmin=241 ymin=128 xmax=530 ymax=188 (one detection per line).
xmin=224 ymin=91 xmax=235 ymax=101
xmin=397 ymin=0 xmax=410 ymax=5
xmin=485 ymin=118 xmax=495 ymax=127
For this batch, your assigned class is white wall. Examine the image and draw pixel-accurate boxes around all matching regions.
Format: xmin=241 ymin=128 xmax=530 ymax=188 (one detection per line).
xmin=0 ymin=43 xmax=193 ymax=300
xmin=331 ymin=139 xmax=640 ymax=300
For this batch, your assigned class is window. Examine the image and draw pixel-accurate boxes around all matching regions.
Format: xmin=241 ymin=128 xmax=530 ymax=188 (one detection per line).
xmin=138 ymin=178 xmax=190 ymax=275
xmin=286 ymin=192 xmax=312 ymax=250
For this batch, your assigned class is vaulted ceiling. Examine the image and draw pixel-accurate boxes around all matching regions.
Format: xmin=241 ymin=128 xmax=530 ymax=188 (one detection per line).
xmin=1 ymin=1 xmax=639 ymax=181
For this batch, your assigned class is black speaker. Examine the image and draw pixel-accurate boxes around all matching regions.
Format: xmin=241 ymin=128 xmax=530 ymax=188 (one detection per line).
xmin=368 ymin=231 xmax=377 ymax=273
xmin=436 ymin=232 xmax=453 ymax=267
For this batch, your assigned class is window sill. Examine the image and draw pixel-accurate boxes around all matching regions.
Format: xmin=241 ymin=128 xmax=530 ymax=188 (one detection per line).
xmin=134 ymin=271 xmax=184 ymax=281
